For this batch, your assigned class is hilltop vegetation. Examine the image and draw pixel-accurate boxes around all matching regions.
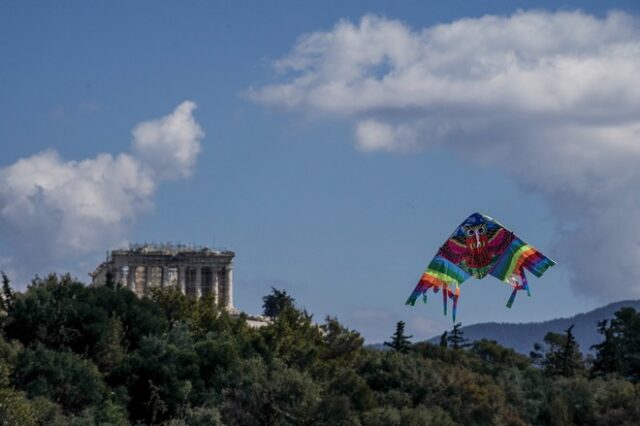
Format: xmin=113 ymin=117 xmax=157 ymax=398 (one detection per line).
xmin=434 ymin=300 xmax=640 ymax=355
xmin=1 ymin=273 xmax=640 ymax=425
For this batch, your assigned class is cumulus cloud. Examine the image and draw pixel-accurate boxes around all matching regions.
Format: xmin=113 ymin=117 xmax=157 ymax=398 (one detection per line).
xmin=355 ymin=119 xmax=417 ymax=152
xmin=0 ymin=101 xmax=203 ymax=281
xmin=249 ymin=11 xmax=640 ymax=300
xmin=133 ymin=101 xmax=203 ymax=180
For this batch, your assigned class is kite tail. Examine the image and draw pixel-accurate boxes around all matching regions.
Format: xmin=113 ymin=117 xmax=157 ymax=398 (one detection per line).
xmin=451 ymin=286 xmax=460 ymax=323
xmin=437 ymin=281 xmax=462 ymax=322
xmin=405 ymin=278 xmax=433 ymax=306
xmin=442 ymin=283 xmax=448 ymax=316
xmin=405 ymin=276 xmax=460 ymax=322
xmin=406 ymin=262 xmax=467 ymax=321
xmin=506 ymin=286 xmax=518 ymax=308
xmin=522 ymin=270 xmax=531 ymax=297
xmin=506 ymin=270 xmax=530 ymax=308
xmin=405 ymin=271 xmax=444 ymax=306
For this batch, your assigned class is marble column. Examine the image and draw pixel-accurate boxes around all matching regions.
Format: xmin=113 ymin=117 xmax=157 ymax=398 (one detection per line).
xmin=143 ymin=266 xmax=150 ymax=294
xmin=127 ymin=266 xmax=136 ymax=292
xmin=226 ymin=267 xmax=233 ymax=309
xmin=213 ymin=271 xmax=219 ymax=305
xmin=178 ymin=266 xmax=186 ymax=295
xmin=161 ymin=267 xmax=170 ymax=288
xmin=195 ymin=267 xmax=202 ymax=298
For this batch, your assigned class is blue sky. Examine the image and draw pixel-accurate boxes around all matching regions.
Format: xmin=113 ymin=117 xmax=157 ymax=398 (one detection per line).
xmin=2 ymin=1 xmax=640 ymax=342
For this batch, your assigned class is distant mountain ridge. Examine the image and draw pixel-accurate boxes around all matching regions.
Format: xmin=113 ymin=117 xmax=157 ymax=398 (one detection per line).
xmin=427 ymin=300 xmax=640 ymax=355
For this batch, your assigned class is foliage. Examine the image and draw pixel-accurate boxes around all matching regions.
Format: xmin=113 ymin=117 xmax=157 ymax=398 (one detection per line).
xmin=439 ymin=331 xmax=448 ymax=347
xmin=384 ymin=321 xmax=412 ymax=353
xmin=591 ymin=307 xmax=640 ymax=380
xmin=0 ymin=271 xmax=640 ymax=424
xmin=531 ymin=324 xmax=585 ymax=377
xmin=262 ymin=287 xmax=295 ymax=318
xmin=12 ymin=343 xmax=106 ymax=414
xmin=0 ymin=271 xmax=15 ymax=314
xmin=447 ymin=322 xmax=470 ymax=350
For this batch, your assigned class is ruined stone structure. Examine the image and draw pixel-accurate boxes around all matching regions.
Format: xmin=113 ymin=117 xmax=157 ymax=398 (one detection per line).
xmin=91 ymin=244 xmax=235 ymax=310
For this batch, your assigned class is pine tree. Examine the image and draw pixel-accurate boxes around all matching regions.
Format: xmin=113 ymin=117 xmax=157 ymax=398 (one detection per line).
xmin=384 ymin=321 xmax=412 ymax=353
xmin=0 ymin=272 xmax=14 ymax=313
xmin=439 ymin=331 xmax=448 ymax=348
xmin=447 ymin=323 xmax=469 ymax=350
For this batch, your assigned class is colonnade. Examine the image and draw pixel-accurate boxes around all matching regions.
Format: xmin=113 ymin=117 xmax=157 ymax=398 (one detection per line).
xmin=112 ymin=264 xmax=233 ymax=309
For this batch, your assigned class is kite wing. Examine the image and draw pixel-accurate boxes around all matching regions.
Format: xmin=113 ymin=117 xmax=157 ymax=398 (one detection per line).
xmin=406 ymin=212 xmax=555 ymax=321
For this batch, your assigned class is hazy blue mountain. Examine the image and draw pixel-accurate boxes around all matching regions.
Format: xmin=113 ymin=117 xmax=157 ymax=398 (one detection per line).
xmin=428 ymin=300 xmax=640 ymax=355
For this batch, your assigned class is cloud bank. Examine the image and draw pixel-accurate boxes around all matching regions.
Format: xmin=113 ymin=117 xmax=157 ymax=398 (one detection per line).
xmin=249 ymin=11 xmax=640 ymax=300
xmin=0 ymin=101 xmax=203 ymax=280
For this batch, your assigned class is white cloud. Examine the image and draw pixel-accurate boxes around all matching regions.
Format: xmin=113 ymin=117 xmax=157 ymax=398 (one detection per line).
xmin=0 ymin=101 xmax=203 ymax=281
xmin=133 ymin=101 xmax=203 ymax=180
xmin=355 ymin=119 xmax=417 ymax=152
xmin=250 ymin=11 xmax=640 ymax=300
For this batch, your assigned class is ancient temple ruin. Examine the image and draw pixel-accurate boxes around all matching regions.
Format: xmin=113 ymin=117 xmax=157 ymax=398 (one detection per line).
xmin=90 ymin=244 xmax=235 ymax=310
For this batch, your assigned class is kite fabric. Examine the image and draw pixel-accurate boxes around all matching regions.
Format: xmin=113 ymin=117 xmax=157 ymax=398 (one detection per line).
xmin=406 ymin=212 xmax=555 ymax=321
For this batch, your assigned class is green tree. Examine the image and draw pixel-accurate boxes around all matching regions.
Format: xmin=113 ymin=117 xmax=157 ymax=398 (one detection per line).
xmin=222 ymin=358 xmax=322 ymax=425
xmin=439 ymin=331 xmax=448 ymax=348
xmin=261 ymin=303 xmax=324 ymax=370
xmin=0 ymin=271 xmax=15 ymax=314
xmin=0 ymin=387 xmax=37 ymax=426
xmin=447 ymin=323 xmax=470 ymax=350
xmin=12 ymin=344 xmax=106 ymax=414
xmin=104 ymin=270 xmax=116 ymax=289
xmin=0 ymin=334 xmax=36 ymax=425
xmin=148 ymin=286 xmax=192 ymax=327
xmin=591 ymin=307 xmax=640 ymax=380
xmin=384 ymin=321 xmax=412 ymax=353
xmin=95 ymin=316 xmax=125 ymax=373
xmin=471 ymin=339 xmax=531 ymax=370
xmin=262 ymin=287 xmax=295 ymax=318
xmin=591 ymin=319 xmax=622 ymax=377
xmin=4 ymin=273 xmax=168 ymax=359
xmin=531 ymin=325 xmax=584 ymax=377
xmin=320 ymin=316 xmax=364 ymax=364
xmin=110 ymin=327 xmax=203 ymax=423
xmin=559 ymin=325 xmax=584 ymax=377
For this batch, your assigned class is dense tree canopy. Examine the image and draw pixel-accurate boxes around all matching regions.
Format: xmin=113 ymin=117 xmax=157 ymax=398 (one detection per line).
xmin=0 ymin=273 xmax=639 ymax=425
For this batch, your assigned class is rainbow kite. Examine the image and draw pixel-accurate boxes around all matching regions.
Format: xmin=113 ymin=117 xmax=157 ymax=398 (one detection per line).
xmin=406 ymin=212 xmax=555 ymax=321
